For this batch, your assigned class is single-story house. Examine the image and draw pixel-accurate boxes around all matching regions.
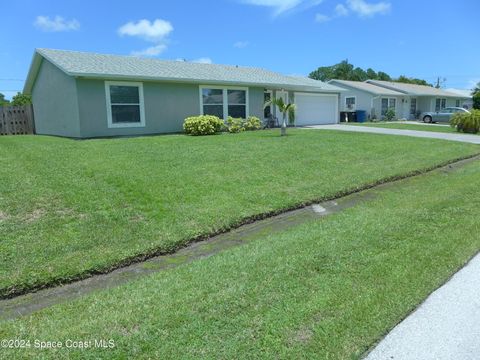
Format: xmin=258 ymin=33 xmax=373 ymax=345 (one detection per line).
xmin=328 ymin=79 xmax=407 ymax=121
xmin=445 ymin=88 xmax=474 ymax=110
xmin=24 ymin=48 xmax=343 ymax=138
xmin=329 ymin=79 xmax=469 ymax=120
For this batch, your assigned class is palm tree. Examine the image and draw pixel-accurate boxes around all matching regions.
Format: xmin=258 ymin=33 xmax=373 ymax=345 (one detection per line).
xmin=265 ymin=96 xmax=296 ymax=136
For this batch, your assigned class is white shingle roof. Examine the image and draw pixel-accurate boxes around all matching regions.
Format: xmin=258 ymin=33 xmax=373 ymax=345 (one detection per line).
xmin=24 ymin=48 xmax=343 ymax=93
xmin=329 ymin=80 xmax=405 ymax=96
xmin=366 ymin=80 xmax=466 ymax=98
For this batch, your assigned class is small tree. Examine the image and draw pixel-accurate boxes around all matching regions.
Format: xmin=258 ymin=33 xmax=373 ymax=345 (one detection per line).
xmin=472 ymin=82 xmax=480 ymax=110
xmin=0 ymin=92 xmax=9 ymax=106
xmin=264 ymin=97 xmax=296 ymax=136
xmin=11 ymin=92 xmax=32 ymax=106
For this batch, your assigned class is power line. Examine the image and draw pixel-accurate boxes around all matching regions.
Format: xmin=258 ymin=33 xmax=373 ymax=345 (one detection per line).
xmin=0 ymin=79 xmax=25 ymax=81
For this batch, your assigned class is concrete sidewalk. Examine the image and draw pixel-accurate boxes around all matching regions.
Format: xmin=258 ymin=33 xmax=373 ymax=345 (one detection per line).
xmin=305 ymin=124 xmax=480 ymax=144
xmin=365 ymin=253 xmax=480 ymax=360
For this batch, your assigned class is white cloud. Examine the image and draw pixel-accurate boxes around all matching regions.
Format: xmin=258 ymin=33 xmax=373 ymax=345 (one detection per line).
xmin=192 ymin=57 xmax=212 ymax=64
xmin=118 ymin=19 xmax=173 ymax=42
xmin=131 ymin=44 xmax=167 ymax=57
xmin=346 ymin=0 xmax=391 ymax=17
xmin=335 ymin=4 xmax=349 ymax=16
xmin=241 ymin=0 xmax=322 ymax=16
xmin=314 ymin=14 xmax=330 ymax=23
xmin=119 ymin=18 xmax=173 ymax=57
xmin=34 ymin=16 xmax=80 ymax=32
xmin=234 ymin=41 xmax=249 ymax=48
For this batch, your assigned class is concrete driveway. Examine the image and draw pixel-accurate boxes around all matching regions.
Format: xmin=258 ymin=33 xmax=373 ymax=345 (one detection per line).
xmin=365 ymin=253 xmax=480 ymax=360
xmin=304 ymin=124 xmax=480 ymax=144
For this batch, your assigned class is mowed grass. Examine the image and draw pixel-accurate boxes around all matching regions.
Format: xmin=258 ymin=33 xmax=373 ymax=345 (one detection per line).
xmin=0 ymin=129 xmax=478 ymax=296
xmin=346 ymin=122 xmax=468 ymax=134
xmin=2 ymin=155 xmax=480 ymax=359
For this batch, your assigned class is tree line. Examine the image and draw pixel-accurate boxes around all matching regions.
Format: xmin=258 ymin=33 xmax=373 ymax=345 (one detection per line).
xmin=0 ymin=92 xmax=32 ymax=107
xmin=309 ymin=59 xmax=431 ymax=86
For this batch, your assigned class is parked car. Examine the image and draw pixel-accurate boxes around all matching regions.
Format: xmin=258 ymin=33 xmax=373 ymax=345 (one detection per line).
xmin=421 ymin=107 xmax=470 ymax=123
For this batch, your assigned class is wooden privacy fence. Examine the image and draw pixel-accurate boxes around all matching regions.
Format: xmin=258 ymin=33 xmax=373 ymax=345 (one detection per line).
xmin=0 ymin=105 xmax=35 ymax=135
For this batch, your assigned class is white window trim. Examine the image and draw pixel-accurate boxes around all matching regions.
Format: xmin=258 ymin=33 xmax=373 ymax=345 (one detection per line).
xmin=105 ymin=81 xmax=146 ymax=128
xmin=435 ymin=98 xmax=447 ymax=111
xmin=345 ymin=96 xmax=356 ymax=111
xmin=199 ymin=85 xmax=249 ymax=120
xmin=381 ymin=97 xmax=397 ymax=115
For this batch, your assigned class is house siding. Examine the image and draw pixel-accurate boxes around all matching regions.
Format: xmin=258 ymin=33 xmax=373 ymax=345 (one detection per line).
xmin=248 ymin=87 xmax=264 ymax=120
xmin=76 ymin=80 xmax=265 ymax=138
xmin=77 ymin=80 xmax=200 ymax=137
xmin=31 ymin=59 xmax=81 ymax=137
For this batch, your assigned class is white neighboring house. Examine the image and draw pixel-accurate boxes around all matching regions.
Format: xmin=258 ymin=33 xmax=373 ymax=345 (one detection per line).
xmin=444 ymin=88 xmax=473 ymax=110
xmin=329 ymin=79 xmax=470 ymax=120
xmin=328 ymin=80 xmax=406 ymax=121
xmin=366 ymin=80 xmax=470 ymax=119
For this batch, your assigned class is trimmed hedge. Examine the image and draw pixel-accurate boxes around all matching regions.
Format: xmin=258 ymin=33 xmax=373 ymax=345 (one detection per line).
xmin=184 ymin=115 xmax=262 ymax=135
xmin=183 ymin=115 xmax=224 ymax=136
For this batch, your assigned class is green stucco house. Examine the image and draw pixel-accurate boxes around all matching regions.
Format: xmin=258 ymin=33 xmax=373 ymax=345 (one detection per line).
xmin=24 ymin=49 xmax=342 ymax=138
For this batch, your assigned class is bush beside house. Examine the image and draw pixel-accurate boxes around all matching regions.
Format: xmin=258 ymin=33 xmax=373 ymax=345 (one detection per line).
xmin=183 ymin=115 xmax=224 ymax=135
xmin=450 ymin=110 xmax=480 ymax=134
xmin=184 ymin=116 xmax=261 ymax=135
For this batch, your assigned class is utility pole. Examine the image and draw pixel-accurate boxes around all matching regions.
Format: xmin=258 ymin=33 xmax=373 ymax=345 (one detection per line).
xmin=435 ymin=77 xmax=447 ymax=88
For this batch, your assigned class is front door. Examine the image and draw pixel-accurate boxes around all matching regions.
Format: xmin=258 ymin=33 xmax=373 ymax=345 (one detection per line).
xmin=410 ymin=98 xmax=417 ymax=119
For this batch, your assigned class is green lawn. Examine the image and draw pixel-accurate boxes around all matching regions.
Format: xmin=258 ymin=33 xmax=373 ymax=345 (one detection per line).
xmin=345 ymin=122 xmax=467 ymax=134
xmin=2 ymin=153 xmax=480 ymax=359
xmin=0 ymin=130 xmax=478 ymax=297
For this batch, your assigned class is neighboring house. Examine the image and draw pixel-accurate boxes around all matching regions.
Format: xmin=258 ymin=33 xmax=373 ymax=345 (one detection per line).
xmin=328 ymin=79 xmax=406 ymax=121
xmin=23 ymin=49 xmax=343 ymax=138
xmin=329 ymin=79 xmax=469 ymax=120
xmin=365 ymin=80 xmax=469 ymax=120
xmin=445 ymin=88 xmax=473 ymax=110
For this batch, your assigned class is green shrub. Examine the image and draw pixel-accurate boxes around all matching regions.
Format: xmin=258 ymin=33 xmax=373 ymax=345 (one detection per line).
xmin=244 ymin=116 xmax=261 ymax=131
xmin=226 ymin=117 xmax=245 ymax=133
xmin=450 ymin=110 xmax=480 ymax=134
xmin=183 ymin=115 xmax=224 ymax=136
xmin=384 ymin=109 xmax=396 ymax=121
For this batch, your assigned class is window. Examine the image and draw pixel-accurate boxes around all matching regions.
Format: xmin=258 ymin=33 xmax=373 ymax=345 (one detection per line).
xmin=435 ymin=98 xmax=446 ymax=111
xmin=381 ymin=98 xmax=396 ymax=116
xmin=202 ymin=88 xmax=224 ymax=118
xmin=200 ymin=87 xmax=248 ymax=119
xmin=345 ymin=97 xmax=356 ymax=110
xmin=227 ymin=89 xmax=246 ymax=118
xmin=105 ymin=81 xmax=145 ymax=128
xmin=264 ymin=91 xmax=272 ymax=118
xmin=455 ymin=99 xmax=461 ymax=107
xmin=410 ymin=98 xmax=417 ymax=115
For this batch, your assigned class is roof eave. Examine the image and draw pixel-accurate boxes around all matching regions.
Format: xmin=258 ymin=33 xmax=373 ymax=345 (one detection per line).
xmin=329 ymin=80 xmax=403 ymax=96
xmin=23 ymin=51 xmax=43 ymax=94
xmin=73 ymin=73 xmax=342 ymax=93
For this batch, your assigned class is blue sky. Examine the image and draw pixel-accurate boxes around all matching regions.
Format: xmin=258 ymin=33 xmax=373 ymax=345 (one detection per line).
xmin=1 ymin=0 xmax=479 ymax=99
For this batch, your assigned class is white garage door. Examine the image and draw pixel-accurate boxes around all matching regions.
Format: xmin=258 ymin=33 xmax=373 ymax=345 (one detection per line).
xmin=295 ymin=93 xmax=338 ymax=126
